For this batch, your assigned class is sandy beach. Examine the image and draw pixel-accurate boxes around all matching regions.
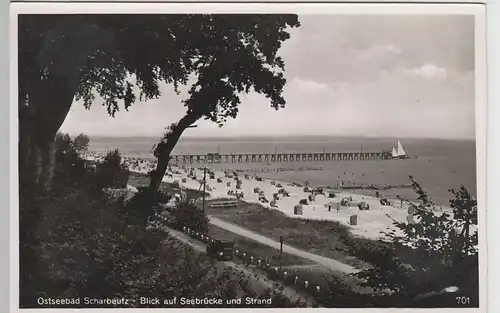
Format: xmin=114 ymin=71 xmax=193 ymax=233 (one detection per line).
xmin=112 ymin=154 xmax=457 ymax=240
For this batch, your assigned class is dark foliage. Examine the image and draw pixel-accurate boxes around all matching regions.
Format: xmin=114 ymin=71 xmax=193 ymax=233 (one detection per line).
xmin=340 ymin=176 xmax=479 ymax=307
xmin=18 ymin=14 xmax=299 ymax=191
xmin=170 ymin=201 xmax=210 ymax=233
xmin=53 ymin=132 xmax=86 ymax=186
xmin=73 ymin=133 xmax=90 ymax=154
xmin=95 ymin=149 xmax=130 ymax=189
xmin=20 ymin=162 xmax=299 ymax=308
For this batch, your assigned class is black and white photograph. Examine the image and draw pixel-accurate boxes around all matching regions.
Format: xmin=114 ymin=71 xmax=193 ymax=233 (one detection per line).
xmin=12 ymin=2 xmax=486 ymax=310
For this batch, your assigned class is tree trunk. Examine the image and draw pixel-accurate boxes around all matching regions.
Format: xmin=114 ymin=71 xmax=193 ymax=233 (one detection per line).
xmin=149 ymin=113 xmax=200 ymax=192
xmin=19 ymin=74 xmax=77 ymax=192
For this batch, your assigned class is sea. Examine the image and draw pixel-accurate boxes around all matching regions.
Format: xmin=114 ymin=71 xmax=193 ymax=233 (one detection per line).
xmin=89 ymin=136 xmax=477 ymax=206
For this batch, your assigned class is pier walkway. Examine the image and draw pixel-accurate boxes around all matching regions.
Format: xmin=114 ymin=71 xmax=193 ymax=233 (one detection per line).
xmin=170 ymin=151 xmax=392 ymax=164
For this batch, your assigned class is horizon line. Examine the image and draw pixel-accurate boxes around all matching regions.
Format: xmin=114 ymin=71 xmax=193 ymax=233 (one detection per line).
xmin=83 ymin=134 xmax=476 ymax=141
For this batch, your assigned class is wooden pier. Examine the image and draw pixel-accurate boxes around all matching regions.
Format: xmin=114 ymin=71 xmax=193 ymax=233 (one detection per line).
xmin=170 ymin=151 xmax=392 ymax=164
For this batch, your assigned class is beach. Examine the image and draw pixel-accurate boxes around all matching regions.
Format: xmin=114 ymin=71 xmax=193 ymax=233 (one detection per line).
xmin=85 ymin=135 xmax=477 ymax=240
xmin=107 ymin=154 xmax=454 ymax=240
xmin=89 ymin=136 xmax=477 ymax=206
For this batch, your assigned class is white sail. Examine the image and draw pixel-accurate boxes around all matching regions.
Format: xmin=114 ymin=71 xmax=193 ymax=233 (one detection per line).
xmin=392 ymin=146 xmax=398 ymax=158
xmin=397 ymin=140 xmax=406 ymax=157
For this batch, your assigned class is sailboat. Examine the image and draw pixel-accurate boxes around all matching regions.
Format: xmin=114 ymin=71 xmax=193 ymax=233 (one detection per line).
xmin=391 ymin=140 xmax=407 ymax=159
xmin=392 ymin=146 xmax=398 ymax=158
xmin=397 ymin=140 xmax=407 ymax=159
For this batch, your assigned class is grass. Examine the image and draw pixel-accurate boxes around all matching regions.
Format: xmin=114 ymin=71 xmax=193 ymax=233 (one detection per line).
xmin=205 ymin=199 xmax=372 ymax=269
xmin=208 ymin=224 xmax=312 ymax=267
xmin=129 ymin=171 xmax=383 ymax=270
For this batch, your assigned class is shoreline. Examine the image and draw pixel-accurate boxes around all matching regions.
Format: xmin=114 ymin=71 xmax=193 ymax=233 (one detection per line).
xmin=88 ymin=151 xmax=471 ymax=240
xmin=114 ymin=155 xmax=449 ymax=240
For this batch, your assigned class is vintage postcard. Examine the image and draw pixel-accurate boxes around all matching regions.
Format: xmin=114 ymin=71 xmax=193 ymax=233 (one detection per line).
xmin=10 ymin=2 xmax=487 ymax=312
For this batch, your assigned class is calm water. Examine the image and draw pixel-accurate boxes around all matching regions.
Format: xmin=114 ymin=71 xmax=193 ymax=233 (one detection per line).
xmin=90 ymin=136 xmax=477 ymax=206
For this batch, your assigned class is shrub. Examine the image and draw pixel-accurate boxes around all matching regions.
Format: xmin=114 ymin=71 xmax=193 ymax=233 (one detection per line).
xmin=171 ymin=201 xmax=210 ymax=233
xmin=346 ymin=176 xmax=479 ymax=307
xmin=96 ymin=149 xmax=130 ymax=189
xmin=53 ymin=132 xmax=86 ymax=185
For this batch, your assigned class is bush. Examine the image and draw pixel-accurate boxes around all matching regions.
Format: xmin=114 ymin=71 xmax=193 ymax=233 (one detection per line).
xmin=124 ymin=187 xmax=173 ymax=222
xmin=20 ymin=178 xmax=301 ymax=308
xmin=171 ymin=201 xmax=210 ymax=233
xmin=53 ymin=132 xmax=86 ymax=185
xmin=345 ymin=176 xmax=479 ymax=307
xmin=95 ymin=149 xmax=130 ymax=189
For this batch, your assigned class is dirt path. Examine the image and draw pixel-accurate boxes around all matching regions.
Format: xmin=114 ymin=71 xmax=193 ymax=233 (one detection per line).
xmin=208 ymin=216 xmax=359 ymax=274
xmin=164 ymin=226 xmax=317 ymax=306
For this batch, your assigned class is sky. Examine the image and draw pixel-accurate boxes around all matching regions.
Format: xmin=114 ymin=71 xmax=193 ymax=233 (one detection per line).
xmin=60 ymin=15 xmax=476 ymax=139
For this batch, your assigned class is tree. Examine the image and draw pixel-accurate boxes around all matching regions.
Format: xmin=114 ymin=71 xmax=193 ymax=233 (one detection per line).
xmin=73 ymin=133 xmax=90 ymax=155
xmin=53 ymin=132 xmax=85 ymax=185
xmin=95 ymin=149 xmax=129 ymax=189
xmin=148 ymin=16 xmax=300 ymax=190
xmin=350 ymin=176 xmax=479 ymax=306
xmin=18 ymin=14 xmax=300 ymax=191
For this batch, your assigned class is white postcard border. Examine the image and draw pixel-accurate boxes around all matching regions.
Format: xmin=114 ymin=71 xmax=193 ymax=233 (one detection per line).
xmin=9 ymin=2 xmax=488 ymax=313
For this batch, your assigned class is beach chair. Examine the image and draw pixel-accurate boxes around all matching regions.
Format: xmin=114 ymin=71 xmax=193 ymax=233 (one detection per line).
xmin=340 ymin=198 xmax=350 ymax=206
xmin=350 ymin=214 xmax=358 ymax=225
xmin=308 ymin=194 xmax=316 ymax=202
xmin=358 ymin=201 xmax=369 ymax=211
xmin=299 ymin=199 xmax=308 ymax=205
xmin=294 ymin=205 xmax=303 ymax=215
